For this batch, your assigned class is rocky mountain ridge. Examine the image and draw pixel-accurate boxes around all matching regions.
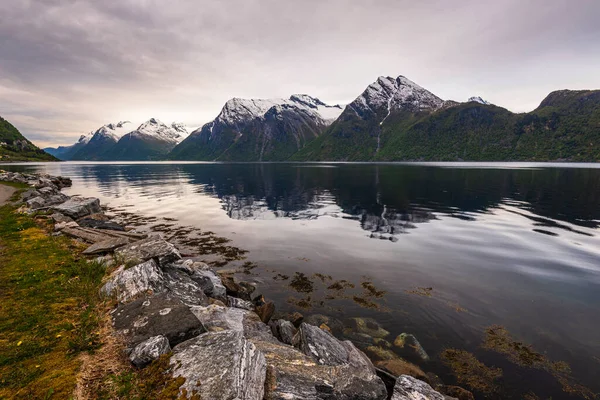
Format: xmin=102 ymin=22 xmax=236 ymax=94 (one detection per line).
xmin=169 ymin=94 xmax=343 ymax=161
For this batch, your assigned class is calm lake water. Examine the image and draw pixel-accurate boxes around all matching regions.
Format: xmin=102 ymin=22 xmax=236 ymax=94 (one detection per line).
xmin=3 ymin=162 xmax=600 ymax=399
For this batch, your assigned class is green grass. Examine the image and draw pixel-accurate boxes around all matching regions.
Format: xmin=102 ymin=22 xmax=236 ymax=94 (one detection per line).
xmin=0 ymin=204 xmax=106 ymax=398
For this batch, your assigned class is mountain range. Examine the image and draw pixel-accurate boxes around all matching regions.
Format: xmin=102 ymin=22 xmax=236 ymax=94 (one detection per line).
xmin=36 ymin=75 xmax=600 ymax=163
xmin=44 ymin=119 xmax=188 ymax=161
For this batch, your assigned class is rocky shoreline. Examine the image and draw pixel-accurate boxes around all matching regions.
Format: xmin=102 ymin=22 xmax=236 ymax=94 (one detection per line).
xmin=0 ymin=170 xmax=469 ymax=400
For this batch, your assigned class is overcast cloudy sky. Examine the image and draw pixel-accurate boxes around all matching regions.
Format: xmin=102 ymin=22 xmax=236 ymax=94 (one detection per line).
xmin=1 ymin=0 xmax=599 ymax=147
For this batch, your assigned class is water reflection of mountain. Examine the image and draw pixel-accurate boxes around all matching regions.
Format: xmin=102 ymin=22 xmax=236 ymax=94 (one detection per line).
xmin=175 ymin=163 xmax=600 ymax=237
xmin=13 ymin=163 xmax=597 ymax=236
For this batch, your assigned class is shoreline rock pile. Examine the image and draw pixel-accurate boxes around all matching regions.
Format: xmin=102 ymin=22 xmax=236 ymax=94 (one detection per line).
xmin=1 ymin=170 xmax=459 ymax=400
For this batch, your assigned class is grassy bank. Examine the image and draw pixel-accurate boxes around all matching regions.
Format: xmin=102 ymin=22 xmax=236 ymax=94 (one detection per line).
xmin=0 ymin=198 xmax=107 ymax=398
xmin=0 ymin=184 xmax=190 ymax=399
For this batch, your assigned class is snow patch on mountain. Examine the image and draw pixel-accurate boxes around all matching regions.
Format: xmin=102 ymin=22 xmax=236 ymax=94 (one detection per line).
xmin=215 ymin=95 xmax=343 ymax=126
xmin=350 ymin=76 xmax=445 ymax=122
xmin=468 ymin=96 xmax=491 ymax=105
xmin=132 ymin=118 xmax=185 ymax=144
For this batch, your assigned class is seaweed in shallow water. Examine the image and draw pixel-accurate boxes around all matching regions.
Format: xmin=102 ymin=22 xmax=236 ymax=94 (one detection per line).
xmin=483 ymin=325 xmax=596 ymax=399
xmin=440 ymin=349 xmax=502 ymax=395
xmin=289 ymin=272 xmax=314 ymax=293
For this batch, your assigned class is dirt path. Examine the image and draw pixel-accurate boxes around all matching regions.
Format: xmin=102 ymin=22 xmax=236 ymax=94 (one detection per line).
xmin=0 ymin=184 xmax=16 ymax=206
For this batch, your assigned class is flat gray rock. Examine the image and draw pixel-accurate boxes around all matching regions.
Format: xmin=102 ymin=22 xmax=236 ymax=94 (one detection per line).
xmin=101 ymin=260 xmax=165 ymax=302
xmin=83 ymin=237 xmax=130 ymax=255
xmin=129 ymin=335 xmax=171 ymax=368
xmin=113 ymin=292 xmax=205 ymax=348
xmin=115 ymin=237 xmax=181 ymax=267
xmin=171 ymin=330 xmax=266 ymax=400
xmin=391 ymin=375 xmax=445 ymax=400
xmin=52 ymin=196 xmax=101 ymax=219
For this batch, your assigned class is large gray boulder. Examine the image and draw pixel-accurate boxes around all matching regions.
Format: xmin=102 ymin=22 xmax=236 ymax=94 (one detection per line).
xmin=114 ymin=236 xmax=181 ymax=267
xmin=189 ymin=304 xmax=276 ymax=343
xmin=101 ymin=260 xmax=165 ymax=302
xmin=52 ymin=196 xmax=101 ymax=219
xmin=163 ymin=267 xmax=210 ymax=306
xmin=113 ymin=292 xmax=205 ymax=348
xmin=251 ymin=339 xmax=335 ymax=399
xmin=170 ymin=330 xmax=266 ymax=400
xmin=168 ymin=260 xmax=227 ymax=301
xmin=129 ymin=335 xmax=171 ymax=368
xmin=391 ymin=375 xmax=446 ymax=400
xmin=298 ymin=323 xmax=349 ymax=365
xmin=296 ymin=323 xmax=387 ymax=399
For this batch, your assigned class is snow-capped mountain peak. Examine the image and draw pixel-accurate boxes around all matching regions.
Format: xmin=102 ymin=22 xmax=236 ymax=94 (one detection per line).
xmin=468 ymin=96 xmax=491 ymax=105
xmin=350 ymin=75 xmax=445 ymax=122
xmin=215 ymin=95 xmax=344 ymax=126
xmin=134 ymin=118 xmax=185 ymax=144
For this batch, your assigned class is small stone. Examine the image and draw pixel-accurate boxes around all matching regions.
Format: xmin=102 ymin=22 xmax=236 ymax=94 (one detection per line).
xmin=320 ymin=323 xmax=332 ymax=334
xmin=51 ymin=212 xmax=74 ymax=224
xmin=26 ymin=196 xmax=46 ymax=209
xmin=349 ymin=317 xmax=390 ymax=339
xmin=256 ymin=300 xmax=275 ymax=323
xmin=129 ymin=335 xmax=171 ymax=368
xmin=366 ymin=345 xmax=401 ymax=361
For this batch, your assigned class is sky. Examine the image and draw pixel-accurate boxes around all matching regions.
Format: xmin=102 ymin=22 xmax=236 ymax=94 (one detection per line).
xmin=1 ymin=0 xmax=599 ymax=148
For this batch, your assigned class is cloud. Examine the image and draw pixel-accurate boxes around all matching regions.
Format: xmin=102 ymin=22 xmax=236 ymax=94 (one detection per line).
xmin=1 ymin=0 xmax=599 ymax=147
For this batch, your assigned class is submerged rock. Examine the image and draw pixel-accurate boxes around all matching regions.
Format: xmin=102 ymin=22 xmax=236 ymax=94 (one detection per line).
xmin=170 ymin=330 xmax=266 ymax=400
xmin=113 ymin=292 xmax=205 ymax=348
xmin=129 ymin=335 xmax=171 ymax=368
xmin=394 ymin=333 xmax=430 ymax=362
xmin=348 ymin=317 xmax=390 ymax=339
xmin=305 ymin=314 xmax=344 ymax=335
xmin=391 ymin=375 xmax=445 ymax=400
xmin=52 ymin=196 xmax=102 ymax=219
xmin=101 ymin=260 xmax=165 ymax=302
